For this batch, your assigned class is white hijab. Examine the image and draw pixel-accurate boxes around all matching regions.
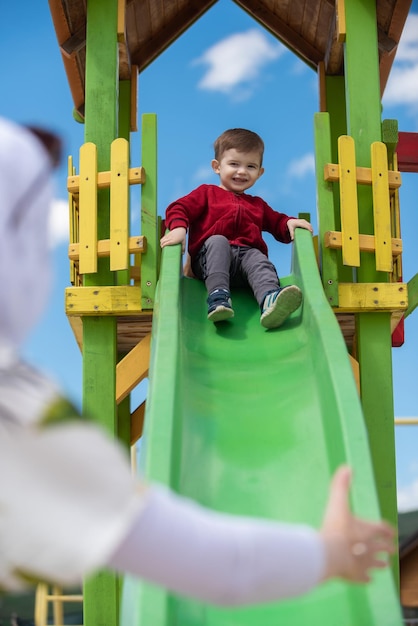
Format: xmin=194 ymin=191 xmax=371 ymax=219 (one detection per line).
xmin=0 ymin=117 xmax=52 ymax=365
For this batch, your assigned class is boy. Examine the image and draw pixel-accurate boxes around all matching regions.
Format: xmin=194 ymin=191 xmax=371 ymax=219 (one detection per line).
xmin=160 ymin=128 xmax=313 ymax=329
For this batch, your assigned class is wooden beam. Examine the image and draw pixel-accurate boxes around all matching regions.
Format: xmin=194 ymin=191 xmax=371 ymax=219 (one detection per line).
xmin=336 ymin=0 xmax=346 ymax=42
xmin=48 ymin=0 xmax=85 ymax=113
xmin=235 ymin=0 xmax=322 ymax=68
xmin=65 ymin=285 xmax=142 ymax=315
xmin=349 ymin=354 xmax=360 ymax=394
xmin=131 ymin=401 xmax=146 ymax=444
xmin=60 ymin=24 xmax=86 ymax=58
xmin=116 ymin=334 xmax=151 ymax=403
xmin=334 ymin=282 xmax=408 ymax=312
xmin=318 ymin=61 xmax=327 ymax=112
xmin=130 ymin=0 xmax=217 ymax=71
xmin=117 ymin=0 xmax=126 ymax=41
xmin=405 ymin=273 xmax=418 ymax=318
xmin=379 ymin=0 xmax=413 ymax=95
xmin=130 ymin=65 xmax=138 ymax=132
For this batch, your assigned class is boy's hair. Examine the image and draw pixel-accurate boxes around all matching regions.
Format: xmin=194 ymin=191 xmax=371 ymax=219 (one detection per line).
xmin=214 ymin=129 xmax=264 ymax=165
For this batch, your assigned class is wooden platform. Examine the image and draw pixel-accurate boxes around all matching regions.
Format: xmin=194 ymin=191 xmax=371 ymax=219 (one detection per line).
xmin=68 ymin=309 xmax=355 ymax=354
xmin=68 ymin=313 xmax=153 ymax=354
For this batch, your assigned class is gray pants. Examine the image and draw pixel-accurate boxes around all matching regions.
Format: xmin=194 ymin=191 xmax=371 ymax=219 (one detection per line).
xmin=191 ymin=235 xmax=280 ymax=307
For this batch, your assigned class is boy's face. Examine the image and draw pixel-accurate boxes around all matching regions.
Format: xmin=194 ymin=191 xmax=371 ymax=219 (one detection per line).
xmin=212 ymin=148 xmax=264 ymax=194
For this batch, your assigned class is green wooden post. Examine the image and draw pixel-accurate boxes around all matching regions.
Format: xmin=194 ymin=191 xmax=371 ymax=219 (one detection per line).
xmin=323 ymin=76 xmax=352 ymax=284
xmin=382 ymin=118 xmax=399 ymax=164
xmin=141 ymin=114 xmax=158 ymax=309
xmin=314 ymin=112 xmax=339 ymax=306
xmin=82 ymin=0 xmax=121 ymax=624
xmin=119 ymin=80 xmax=133 ymax=144
xmin=343 ymin=0 xmax=399 ymax=583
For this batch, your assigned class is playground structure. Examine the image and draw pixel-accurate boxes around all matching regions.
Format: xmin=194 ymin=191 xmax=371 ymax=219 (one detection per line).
xmin=40 ymin=0 xmax=418 ymax=624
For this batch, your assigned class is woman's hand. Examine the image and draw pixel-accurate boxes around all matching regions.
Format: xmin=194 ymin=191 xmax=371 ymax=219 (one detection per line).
xmin=320 ymin=466 xmax=396 ymax=583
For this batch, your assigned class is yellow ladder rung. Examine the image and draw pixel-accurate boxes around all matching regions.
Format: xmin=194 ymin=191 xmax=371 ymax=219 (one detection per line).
xmin=338 ymin=135 xmax=360 ymax=267
xmin=323 ymin=163 xmax=401 ymax=189
xmin=324 ymin=231 xmax=402 ymax=256
xmin=35 ymin=583 xmax=83 ymax=626
xmin=110 ymin=138 xmax=130 ymax=271
xmin=79 ymin=142 xmax=98 ymax=274
xmin=371 ymin=141 xmax=393 ymax=272
xmin=67 ymin=166 xmax=145 ymax=193
xmin=68 ymin=235 xmax=146 ymax=262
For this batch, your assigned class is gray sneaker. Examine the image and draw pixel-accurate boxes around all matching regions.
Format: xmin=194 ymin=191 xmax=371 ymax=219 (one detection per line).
xmin=207 ymin=288 xmax=234 ymax=322
xmin=260 ymin=286 xmax=302 ymax=329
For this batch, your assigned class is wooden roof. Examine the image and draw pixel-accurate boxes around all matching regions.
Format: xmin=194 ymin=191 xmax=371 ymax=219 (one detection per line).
xmin=49 ymin=0 xmax=412 ymax=116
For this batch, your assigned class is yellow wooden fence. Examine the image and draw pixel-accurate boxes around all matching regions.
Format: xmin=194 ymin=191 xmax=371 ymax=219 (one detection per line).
xmin=323 ymin=135 xmax=407 ymax=313
xmin=67 ymin=137 xmax=146 ymax=284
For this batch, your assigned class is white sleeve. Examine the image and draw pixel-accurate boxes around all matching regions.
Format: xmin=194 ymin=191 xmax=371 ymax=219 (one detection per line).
xmin=0 ymin=411 xmax=325 ymax=604
xmin=109 ymin=484 xmax=326 ymax=606
xmin=0 ymin=419 xmax=144 ymax=591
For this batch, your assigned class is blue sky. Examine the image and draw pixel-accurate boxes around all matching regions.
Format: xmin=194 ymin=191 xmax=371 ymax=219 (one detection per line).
xmin=1 ymin=0 xmax=418 ymax=512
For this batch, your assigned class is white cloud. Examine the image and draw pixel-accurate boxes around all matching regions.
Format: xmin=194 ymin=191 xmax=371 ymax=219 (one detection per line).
xmin=193 ymin=29 xmax=285 ymax=97
xmin=393 ymin=13 xmax=418 ymax=63
xmin=398 ymin=477 xmax=418 ymax=512
xmin=384 ymin=64 xmax=418 ymax=106
xmin=287 ymin=153 xmax=315 ymax=178
xmin=48 ymin=198 xmax=69 ymax=248
xmin=383 ymin=13 xmax=418 ymax=107
xmin=193 ymin=165 xmax=215 ymax=183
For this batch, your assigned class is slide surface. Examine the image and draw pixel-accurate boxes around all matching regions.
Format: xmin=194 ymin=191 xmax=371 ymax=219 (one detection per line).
xmin=121 ymin=229 xmax=402 ymax=626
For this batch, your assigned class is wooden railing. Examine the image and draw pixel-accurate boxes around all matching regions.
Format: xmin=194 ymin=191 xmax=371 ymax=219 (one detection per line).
xmin=65 ymin=113 xmax=159 ymax=316
xmin=68 ymin=138 xmax=146 ymax=280
xmin=314 ymin=112 xmax=408 ymax=314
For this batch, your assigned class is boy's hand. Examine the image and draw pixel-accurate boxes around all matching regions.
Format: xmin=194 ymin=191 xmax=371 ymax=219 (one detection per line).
xmin=160 ymin=227 xmax=187 ymax=252
xmin=287 ymin=218 xmax=313 ymax=240
xmin=320 ymin=466 xmax=395 ymax=583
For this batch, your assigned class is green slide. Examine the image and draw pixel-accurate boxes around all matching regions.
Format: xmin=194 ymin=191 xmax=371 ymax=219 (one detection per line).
xmin=121 ymin=229 xmax=402 ymax=626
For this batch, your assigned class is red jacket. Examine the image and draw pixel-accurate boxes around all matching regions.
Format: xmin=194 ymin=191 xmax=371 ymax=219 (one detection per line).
xmin=165 ymin=184 xmax=294 ymax=260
